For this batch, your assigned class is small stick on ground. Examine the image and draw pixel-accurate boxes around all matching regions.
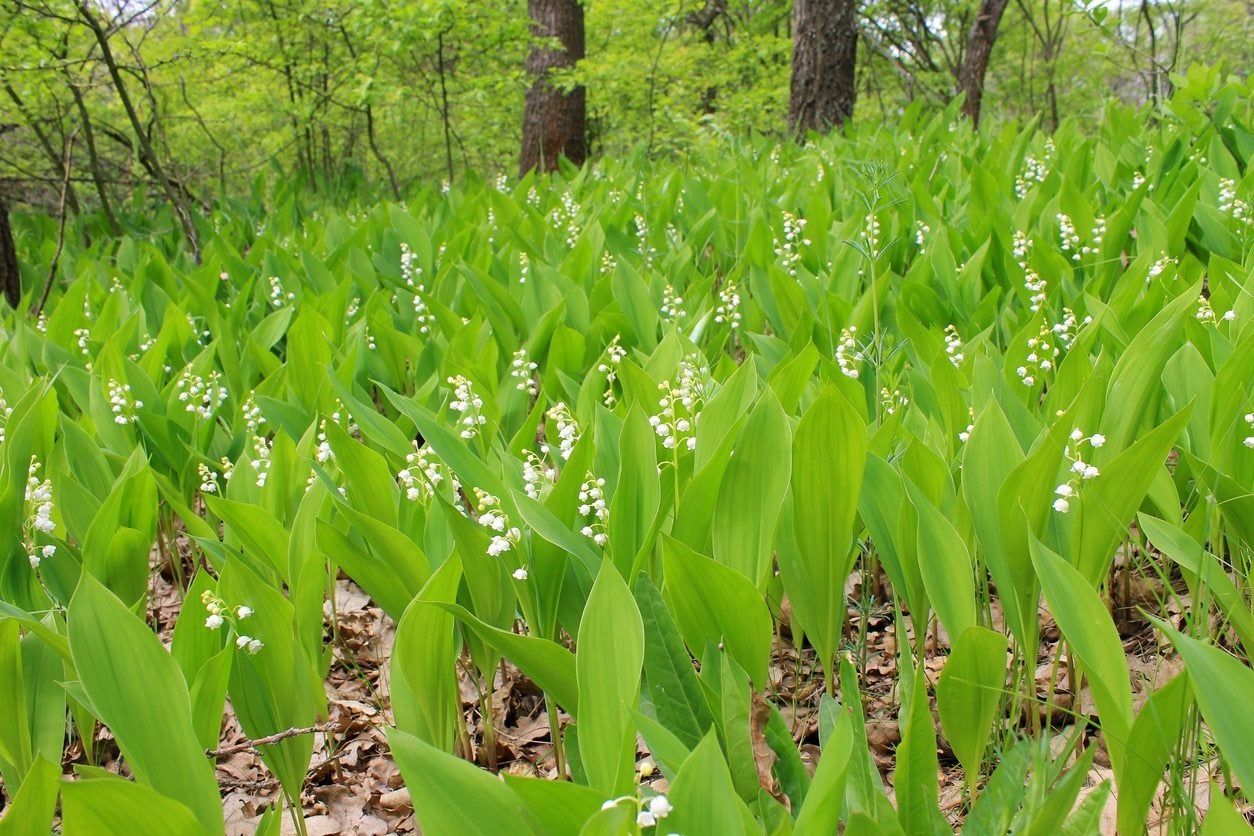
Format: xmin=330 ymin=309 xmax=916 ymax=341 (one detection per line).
xmin=208 ymin=723 xmax=332 ymax=758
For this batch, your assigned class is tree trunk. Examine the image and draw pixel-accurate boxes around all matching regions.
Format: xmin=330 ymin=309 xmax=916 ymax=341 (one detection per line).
xmin=0 ymin=198 xmax=20 ymax=309
xmin=788 ymin=0 xmax=858 ymax=137
xmin=520 ymin=0 xmax=587 ymax=175
xmin=956 ymin=0 xmax=1010 ymax=126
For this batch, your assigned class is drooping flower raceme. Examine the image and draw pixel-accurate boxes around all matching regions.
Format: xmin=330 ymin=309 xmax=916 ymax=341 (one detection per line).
xmin=578 ymin=475 xmax=609 ymax=546
xmin=714 ymin=281 xmax=742 ymax=330
xmin=510 ymin=348 xmax=539 ymax=397
xmin=108 ymin=379 xmax=143 ymax=424
xmin=836 ymin=326 xmax=864 ymax=379
xmin=24 ymin=457 xmax=57 ymax=568
xmin=398 ymin=442 xmax=452 ymax=502
xmin=474 ymin=490 xmax=523 ymax=559
xmin=650 ymin=358 xmax=707 ymax=452
xmin=1196 ymin=295 xmax=1236 ymax=325
xmin=200 ymin=590 xmax=263 ymax=653
xmin=177 ymin=369 xmax=229 ymax=419
xmin=1052 ymin=428 xmax=1105 ymax=513
xmin=1016 ymin=325 xmax=1061 ymax=387
xmin=447 ymin=375 xmax=487 ymax=440
xmin=943 ymin=324 xmax=964 ymax=367
xmin=543 ymin=402 xmax=580 ymax=461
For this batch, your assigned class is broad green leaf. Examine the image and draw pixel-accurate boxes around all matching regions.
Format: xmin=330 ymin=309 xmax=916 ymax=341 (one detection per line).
xmin=388 ymin=728 xmax=532 ymax=836
xmin=68 ymin=574 xmax=222 ymax=834
xmin=577 ymin=560 xmax=644 ymax=795
xmin=784 ymin=385 xmax=864 ymax=684
xmin=662 ymin=536 xmax=771 ymax=689
xmin=937 ymin=626 xmax=1008 ymax=778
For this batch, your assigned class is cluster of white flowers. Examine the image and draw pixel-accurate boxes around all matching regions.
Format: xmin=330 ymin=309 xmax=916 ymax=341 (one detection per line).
xmin=177 ymin=369 xmax=229 ymax=419
xmin=1244 ymin=412 xmax=1253 ymax=449
xmin=510 ymin=348 xmax=539 ymax=397
xmin=401 ymin=244 xmax=435 ymax=335
xmin=601 ymin=794 xmax=672 ymax=829
xmin=1131 ymin=171 xmax=1147 ymax=191
xmin=943 ymin=324 xmax=965 ymax=367
xmin=551 ymin=190 xmax=581 ymax=247
xmin=197 ymin=462 xmax=221 ymax=494
xmin=836 ymin=326 xmax=864 ymax=379
xmin=526 ymin=187 xmax=541 ymax=207
xmin=1146 ymin=255 xmax=1176 ymax=283
xmin=660 ymin=284 xmax=685 ymax=321
xmin=958 ymin=407 xmax=975 ymax=443
xmin=251 ymin=435 xmax=273 ymax=487
xmin=364 ymin=326 xmax=377 ymax=351
xmin=879 ymin=387 xmax=908 ymax=416
xmin=242 ymin=394 xmax=265 ymax=435
xmin=1016 ymin=325 xmax=1060 ymax=387
xmin=600 ymin=250 xmax=618 ymax=276
xmin=915 ymin=221 xmax=930 ymax=248
xmin=1014 ymin=140 xmax=1053 ymax=198
xmin=1196 ymin=295 xmax=1236 ymax=325
xmin=543 ymin=402 xmax=580 ymax=461
xmin=714 ymin=281 xmax=742 ymax=330
xmin=1014 ymin=232 xmax=1047 ymax=313
xmin=268 ymin=275 xmax=295 ymax=307
xmin=522 ymin=452 xmax=557 ymax=501
xmin=650 ymin=358 xmax=706 ymax=452
xmin=1057 ymin=214 xmax=1080 ymax=256
xmin=0 ymin=392 xmax=10 ymax=446
xmin=634 ymin=214 xmax=657 ymax=269
xmin=774 ymin=212 xmax=809 ymax=276
xmin=518 ymin=251 xmax=530 ymax=285
xmin=108 ymin=379 xmax=143 ymax=424
xmin=475 ymin=490 xmax=523 ymax=559
xmin=315 ymin=419 xmax=335 ymax=464
xmin=448 ymin=375 xmax=487 ymax=440
xmin=1218 ymin=178 xmax=1249 ymax=222
xmin=863 ymin=213 xmax=881 ymax=252
xmin=578 ymin=475 xmax=609 ymax=546
xmin=24 ymin=458 xmax=57 ymax=568
xmin=1080 ymin=215 xmax=1106 ymax=259
xmin=494 ymin=173 xmax=509 ymax=193
xmin=1051 ymin=307 xmax=1091 ymax=350
xmin=597 ymin=336 xmax=628 ymax=407
xmin=201 ymin=590 xmax=262 ymax=653
xmin=398 ymin=442 xmax=450 ymax=502
xmin=346 ymin=297 xmax=361 ymax=319
xmin=1053 ymin=429 xmax=1105 ymax=513
xmin=401 ymin=242 xmax=421 ymax=287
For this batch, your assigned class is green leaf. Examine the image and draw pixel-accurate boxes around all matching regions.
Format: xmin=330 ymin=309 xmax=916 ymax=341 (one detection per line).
xmin=392 ymin=557 xmax=464 ymax=752
xmin=664 ymin=730 xmax=745 ymax=836
xmin=662 ymin=536 xmax=771 ymax=689
xmin=388 ymin=728 xmax=532 ymax=836
xmin=1157 ymin=625 xmax=1254 ymax=794
xmin=907 ymin=480 xmax=977 ymax=643
xmin=576 ymin=560 xmax=644 ymax=794
xmin=937 ymin=626 xmax=1008 ymax=778
xmin=0 ymin=757 xmax=60 ymax=836
xmin=68 ymin=574 xmax=222 ymax=834
xmin=609 ymin=407 xmax=660 ymax=577
xmin=635 ymin=574 xmax=713 ymax=749
xmin=712 ymin=389 xmax=791 ymax=586
xmin=60 ymin=774 xmax=209 ymax=836
xmin=783 ymin=385 xmax=865 ymax=683
xmin=1030 ymin=539 xmax=1132 ymax=778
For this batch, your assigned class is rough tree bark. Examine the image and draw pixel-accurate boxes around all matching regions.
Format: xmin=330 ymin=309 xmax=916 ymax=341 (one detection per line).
xmin=789 ymin=0 xmax=859 ymax=137
xmin=957 ymin=0 xmax=1010 ymax=126
xmin=0 ymin=197 xmax=20 ymax=309
xmin=519 ymin=0 xmax=587 ymax=175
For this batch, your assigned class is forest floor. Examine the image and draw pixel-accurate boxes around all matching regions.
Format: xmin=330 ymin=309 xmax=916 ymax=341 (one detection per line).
xmin=68 ymin=535 xmax=1214 ymax=835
